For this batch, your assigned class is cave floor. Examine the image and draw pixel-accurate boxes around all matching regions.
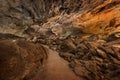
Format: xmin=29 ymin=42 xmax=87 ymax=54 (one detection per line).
xmin=32 ymin=47 xmax=81 ymax=80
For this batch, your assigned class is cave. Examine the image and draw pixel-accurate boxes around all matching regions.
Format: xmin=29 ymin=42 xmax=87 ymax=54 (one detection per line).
xmin=0 ymin=0 xmax=120 ymax=80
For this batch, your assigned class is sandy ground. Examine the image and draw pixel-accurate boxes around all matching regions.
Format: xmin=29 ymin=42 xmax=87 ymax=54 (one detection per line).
xmin=32 ymin=47 xmax=81 ymax=80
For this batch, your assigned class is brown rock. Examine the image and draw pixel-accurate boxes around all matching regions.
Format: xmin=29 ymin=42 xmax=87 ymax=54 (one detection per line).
xmin=96 ymin=49 xmax=107 ymax=59
xmin=0 ymin=39 xmax=48 ymax=80
xmin=65 ymin=38 xmax=77 ymax=50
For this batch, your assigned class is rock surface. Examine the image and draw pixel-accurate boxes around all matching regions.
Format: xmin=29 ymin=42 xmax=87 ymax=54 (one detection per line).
xmin=1 ymin=0 xmax=119 ymax=37
xmin=35 ymin=35 xmax=120 ymax=80
xmin=0 ymin=39 xmax=48 ymax=80
xmin=0 ymin=0 xmax=120 ymax=80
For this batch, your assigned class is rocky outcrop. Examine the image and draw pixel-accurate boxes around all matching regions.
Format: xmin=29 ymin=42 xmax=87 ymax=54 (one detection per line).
xmin=35 ymin=33 xmax=120 ymax=80
xmin=30 ymin=1 xmax=120 ymax=79
xmin=66 ymin=39 xmax=120 ymax=80
xmin=0 ymin=39 xmax=48 ymax=80
xmin=36 ymin=0 xmax=120 ymax=40
xmin=0 ymin=0 xmax=120 ymax=80
xmin=0 ymin=0 xmax=114 ymax=37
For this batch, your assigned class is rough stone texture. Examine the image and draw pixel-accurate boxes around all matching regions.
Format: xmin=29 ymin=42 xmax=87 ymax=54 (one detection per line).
xmin=0 ymin=0 xmax=120 ymax=80
xmin=0 ymin=39 xmax=48 ymax=80
xmin=37 ymin=0 xmax=120 ymax=40
xmin=0 ymin=0 xmax=108 ymax=37
xmin=24 ymin=0 xmax=120 ymax=80
xmin=32 ymin=0 xmax=120 ymax=78
xmin=36 ymin=34 xmax=120 ymax=80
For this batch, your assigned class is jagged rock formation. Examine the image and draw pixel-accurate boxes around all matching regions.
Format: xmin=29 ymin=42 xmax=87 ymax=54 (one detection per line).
xmin=33 ymin=32 xmax=120 ymax=80
xmin=29 ymin=0 xmax=120 ymax=80
xmin=60 ymin=39 xmax=120 ymax=80
xmin=1 ymin=0 xmax=119 ymax=37
xmin=0 ymin=0 xmax=120 ymax=80
xmin=0 ymin=39 xmax=48 ymax=80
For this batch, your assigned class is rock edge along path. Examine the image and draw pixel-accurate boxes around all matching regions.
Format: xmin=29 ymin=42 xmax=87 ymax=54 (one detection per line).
xmin=33 ymin=46 xmax=81 ymax=80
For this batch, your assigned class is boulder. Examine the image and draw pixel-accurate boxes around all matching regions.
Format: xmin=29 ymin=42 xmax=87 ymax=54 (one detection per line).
xmin=0 ymin=39 xmax=48 ymax=80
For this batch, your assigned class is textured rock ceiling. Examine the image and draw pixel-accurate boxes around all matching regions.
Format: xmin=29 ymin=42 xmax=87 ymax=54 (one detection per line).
xmin=0 ymin=0 xmax=120 ymax=80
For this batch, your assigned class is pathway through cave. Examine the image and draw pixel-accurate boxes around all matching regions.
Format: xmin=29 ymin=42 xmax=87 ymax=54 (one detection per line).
xmin=33 ymin=46 xmax=81 ymax=80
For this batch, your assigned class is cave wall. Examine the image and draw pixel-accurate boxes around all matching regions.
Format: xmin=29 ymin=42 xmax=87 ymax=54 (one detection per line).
xmin=0 ymin=0 xmax=120 ymax=80
xmin=0 ymin=39 xmax=48 ymax=80
xmin=0 ymin=0 xmax=106 ymax=37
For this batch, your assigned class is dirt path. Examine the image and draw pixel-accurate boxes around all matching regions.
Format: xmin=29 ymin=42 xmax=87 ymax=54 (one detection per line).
xmin=33 ymin=47 xmax=81 ymax=80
